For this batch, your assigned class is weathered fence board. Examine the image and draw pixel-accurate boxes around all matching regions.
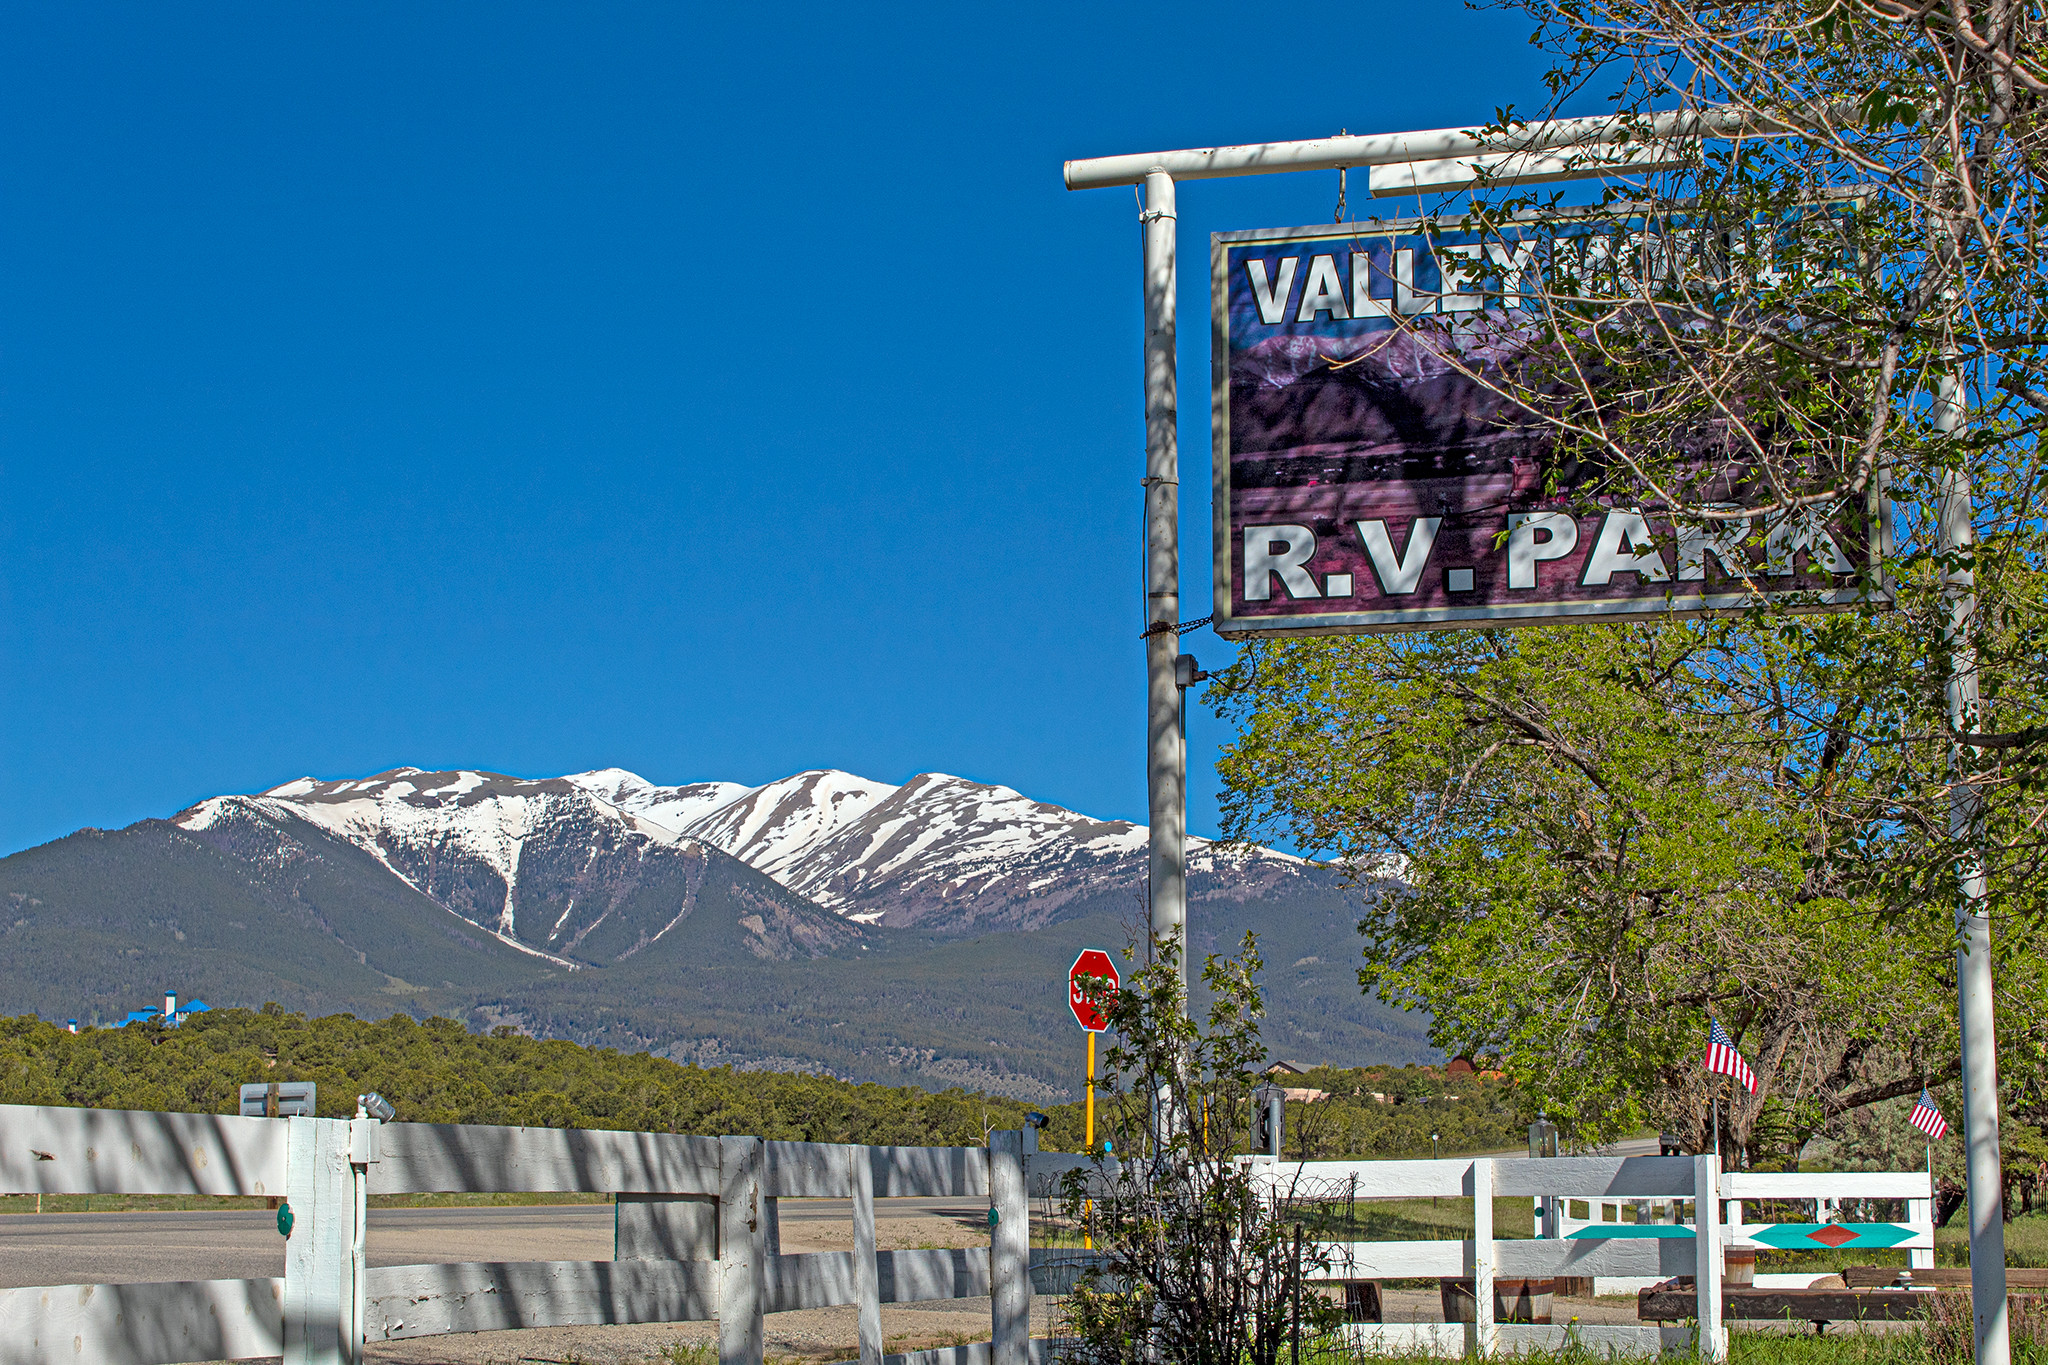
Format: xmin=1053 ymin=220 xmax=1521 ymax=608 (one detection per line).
xmin=1246 ymin=1158 xmax=1471 ymax=1198
xmin=617 ymin=1193 xmax=719 ymax=1261
xmin=1723 ymin=1171 xmax=1929 ymax=1201
xmin=764 ymin=1251 xmax=857 ymax=1313
xmin=767 ymin=1142 xmax=852 ymax=1198
xmin=372 ymin=1122 xmax=723 ymax=1195
xmin=1493 ymin=1156 xmax=1695 ymax=1199
xmin=871 ymin=1145 xmax=988 ymax=1198
xmin=1320 ymin=1239 xmax=1467 ymax=1278
xmin=364 ymin=1260 xmax=718 ymax=1340
xmin=1315 ymin=1235 xmax=1693 ymax=1283
xmin=0 ymin=1102 xmax=284 ymax=1197
xmin=879 ymin=1248 xmax=990 ymax=1303
xmin=0 ymin=1278 xmax=283 ymax=1365
xmin=1497 ymin=1237 xmax=1695 ymax=1278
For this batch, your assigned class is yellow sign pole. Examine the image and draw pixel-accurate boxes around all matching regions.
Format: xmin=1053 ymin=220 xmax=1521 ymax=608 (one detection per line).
xmin=1084 ymin=1029 xmax=1096 ymax=1250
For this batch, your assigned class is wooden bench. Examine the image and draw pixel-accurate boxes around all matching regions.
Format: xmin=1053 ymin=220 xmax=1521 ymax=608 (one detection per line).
xmin=1844 ymin=1266 xmax=2048 ymax=1289
xmin=1639 ymin=1287 xmax=1931 ymax=1325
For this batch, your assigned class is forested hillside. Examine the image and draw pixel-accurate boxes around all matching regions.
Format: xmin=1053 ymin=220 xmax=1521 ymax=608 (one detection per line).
xmin=0 ymin=1009 xmax=1520 ymax=1158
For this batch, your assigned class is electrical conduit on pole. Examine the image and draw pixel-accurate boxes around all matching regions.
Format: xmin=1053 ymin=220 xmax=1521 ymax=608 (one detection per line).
xmin=1939 ymin=367 xmax=2010 ymax=1365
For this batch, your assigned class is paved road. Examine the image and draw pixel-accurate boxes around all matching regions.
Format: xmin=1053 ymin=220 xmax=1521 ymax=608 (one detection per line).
xmin=0 ymin=1198 xmax=988 ymax=1290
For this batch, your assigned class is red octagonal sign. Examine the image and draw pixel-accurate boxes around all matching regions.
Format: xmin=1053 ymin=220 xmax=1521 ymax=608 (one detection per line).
xmin=1069 ymin=948 xmax=1119 ymax=1032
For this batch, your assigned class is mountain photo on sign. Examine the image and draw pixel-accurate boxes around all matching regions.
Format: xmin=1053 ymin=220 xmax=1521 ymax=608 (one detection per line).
xmin=1211 ymin=214 xmax=1884 ymax=637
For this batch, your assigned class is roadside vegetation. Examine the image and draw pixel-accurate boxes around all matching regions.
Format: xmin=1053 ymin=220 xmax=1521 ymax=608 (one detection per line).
xmin=0 ymin=1002 xmax=1520 ymax=1157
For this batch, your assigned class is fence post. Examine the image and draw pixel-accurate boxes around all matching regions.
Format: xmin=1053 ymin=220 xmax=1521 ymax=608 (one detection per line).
xmin=1909 ymin=1178 xmax=1936 ymax=1271
xmin=720 ymin=1136 xmax=766 ymax=1365
xmin=282 ymin=1117 xmax=355 ymax=1365
xmin=1693 ymin=1154 xmax=1725 ymax=1361
xmin=1471 ymin=1158 xmax=1495 ymax=1358
xmin=851 ymin=1144 xmax=883 ymax=1365
xmin=990 ymin=1129 xmax=1029 ymax=1365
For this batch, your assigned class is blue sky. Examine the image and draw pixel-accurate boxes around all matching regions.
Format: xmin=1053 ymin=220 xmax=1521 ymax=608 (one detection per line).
xmin=0 ymin=2 xmax=1553 ymax=855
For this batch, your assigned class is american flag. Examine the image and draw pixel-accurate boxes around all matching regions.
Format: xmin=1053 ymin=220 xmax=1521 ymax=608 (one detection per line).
xmin=1705 ymin=1018 xmax=1758 ymax=1093
xmin=1910 ymin=1089 xmax=1950 ymax=1140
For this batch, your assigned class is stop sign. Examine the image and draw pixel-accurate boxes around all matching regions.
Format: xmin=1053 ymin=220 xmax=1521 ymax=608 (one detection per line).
xmin=1069 ymin=948 xmax=1119 ymax=1031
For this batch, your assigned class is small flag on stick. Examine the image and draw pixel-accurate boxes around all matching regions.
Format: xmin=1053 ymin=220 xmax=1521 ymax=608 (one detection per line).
xmin=1910 ymin=1089 xmax=1950 ymax=1140
xmin=1705 ymin=1018 xmax=1758 ymax=1094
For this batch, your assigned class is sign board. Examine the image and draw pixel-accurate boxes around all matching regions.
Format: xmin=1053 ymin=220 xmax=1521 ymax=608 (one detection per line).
xmin=1069 ymin=948 xmax=1118 ymax=1032
xmin=1211 ymin=217 xmax=1882 ymax=637
xmin=239 ymin=1081 xmax=317 ymax=1118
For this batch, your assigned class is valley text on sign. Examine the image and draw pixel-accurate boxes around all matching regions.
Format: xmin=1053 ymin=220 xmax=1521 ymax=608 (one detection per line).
xmin=1209 ymin=217 xmax=1882 ymax=637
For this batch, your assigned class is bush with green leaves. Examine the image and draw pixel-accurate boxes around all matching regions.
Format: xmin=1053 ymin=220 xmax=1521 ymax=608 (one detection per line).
xmin=1058 ymin=933 xmax=1342 ymax=1365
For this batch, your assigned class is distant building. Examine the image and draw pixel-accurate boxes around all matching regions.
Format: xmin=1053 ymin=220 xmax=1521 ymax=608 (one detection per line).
xmin=1448 ymin=1055 xmax=1507 ymax=1080
xmin=1265 ymin=1060 xmax=1310 ymax=1076
xmin=114 ymin=991 xmax=212 ymax=1028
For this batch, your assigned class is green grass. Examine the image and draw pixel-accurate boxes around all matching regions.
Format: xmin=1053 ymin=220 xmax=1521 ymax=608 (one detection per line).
xmin=649 ymin=1344 xmax=714 ymax=1365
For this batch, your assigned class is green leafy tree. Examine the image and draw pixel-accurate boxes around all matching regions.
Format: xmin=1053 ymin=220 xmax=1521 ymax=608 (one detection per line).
xmin=1213 ymin=623 xmax=2048 ymax=1163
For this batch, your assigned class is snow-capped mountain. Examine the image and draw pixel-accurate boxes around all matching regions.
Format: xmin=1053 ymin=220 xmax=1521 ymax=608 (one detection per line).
xmin=7 ymin=765 xmax=1419 ymax=1097
xmin=574 ymin=768 xmax=1311 ymax=929
xmin=174 ymin=770 xmax=862 ymax=965
xmin=180 ymin=763 xmax=1318 ymax=938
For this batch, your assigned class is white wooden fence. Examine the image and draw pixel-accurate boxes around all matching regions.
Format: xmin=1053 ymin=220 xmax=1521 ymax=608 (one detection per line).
xmin=1550 ymin=1167 xmax=1936 ymax=1289
xmin=1245 ymin=1153 xmax=1936 ymax=1359
xmin=0 ymin=1103 xmax=1069 ymax=1365
xmin=0 ymin=1104 xmax=1940 ymax=1365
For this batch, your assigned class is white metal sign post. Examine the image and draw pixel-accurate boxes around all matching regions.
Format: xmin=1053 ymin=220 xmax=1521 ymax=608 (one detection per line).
xmin=1139 ymin=169 xmax=1185 ymax=994
xmin=1065 ymin=115 xmax=2009 ymax=1365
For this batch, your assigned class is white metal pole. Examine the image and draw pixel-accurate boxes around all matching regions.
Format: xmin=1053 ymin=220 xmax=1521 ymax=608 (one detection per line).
xmin=1938 ymin=368 xmax=2010 ymax=1365
xmin=1140 ymin=168 xmax=1186 ymax=1159
xmin=1141 ymin=168 xmax=1186 ymax=985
